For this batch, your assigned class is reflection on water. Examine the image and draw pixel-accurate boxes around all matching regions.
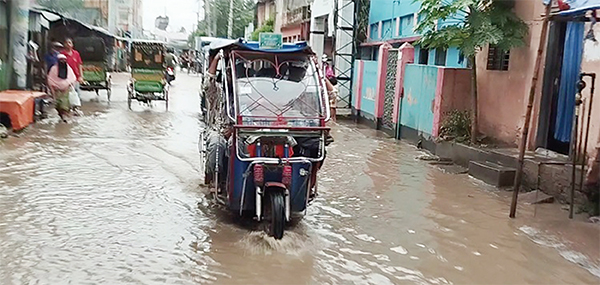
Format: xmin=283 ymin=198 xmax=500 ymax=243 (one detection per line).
xmin=0 ymin=73 xmax=598 ymax=284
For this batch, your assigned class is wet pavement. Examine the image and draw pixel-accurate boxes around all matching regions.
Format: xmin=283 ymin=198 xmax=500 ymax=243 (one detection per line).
xmin=0 ymin=72 xmax=599 ymax=284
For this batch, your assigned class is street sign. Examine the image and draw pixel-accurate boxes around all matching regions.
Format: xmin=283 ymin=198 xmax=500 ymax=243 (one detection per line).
xmin=259 ymin=33 xmax=283 ymax=49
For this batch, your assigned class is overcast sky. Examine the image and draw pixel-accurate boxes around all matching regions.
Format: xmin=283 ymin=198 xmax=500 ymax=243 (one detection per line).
xmin=143 ymin=0 xmax=204 ymax=33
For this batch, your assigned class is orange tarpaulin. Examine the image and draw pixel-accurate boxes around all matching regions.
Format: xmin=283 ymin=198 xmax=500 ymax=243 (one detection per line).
xmin=0 ymin=90 xmax=45 ymax=131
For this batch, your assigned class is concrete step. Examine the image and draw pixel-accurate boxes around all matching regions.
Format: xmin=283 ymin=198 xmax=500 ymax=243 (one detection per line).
xmin=468 ymin=161 xmax=516 ymax=188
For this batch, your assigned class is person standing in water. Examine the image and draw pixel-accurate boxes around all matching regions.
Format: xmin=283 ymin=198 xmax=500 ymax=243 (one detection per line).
xmin=44 ymin=41 xmax=63 ymax=72
xmin=322 ymin=54 xmax=335 ymax=79
xmin=62 ymin=38 xmax=84 ymax=114
xmin=47 ymin=54 xmax=77 ymax=122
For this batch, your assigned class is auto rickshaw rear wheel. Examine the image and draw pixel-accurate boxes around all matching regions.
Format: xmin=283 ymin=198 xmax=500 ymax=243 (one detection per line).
xmin=269 ymin=191 xmax=285 ymax=240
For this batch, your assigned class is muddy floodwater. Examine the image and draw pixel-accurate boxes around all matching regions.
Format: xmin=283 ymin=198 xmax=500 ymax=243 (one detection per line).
xmin=0 ymin=73 xmax=599 ymax=284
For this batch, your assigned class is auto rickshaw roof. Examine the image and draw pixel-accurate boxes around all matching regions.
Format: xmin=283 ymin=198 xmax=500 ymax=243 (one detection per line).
xmin=129 ymin=39 xmax=167 ymax=46
xmin=208 ymin=39 xmax=314 ymax=58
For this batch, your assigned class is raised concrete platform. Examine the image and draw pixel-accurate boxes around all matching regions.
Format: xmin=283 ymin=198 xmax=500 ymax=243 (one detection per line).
xmin=468 ymin=160 xmax=517 ymax=188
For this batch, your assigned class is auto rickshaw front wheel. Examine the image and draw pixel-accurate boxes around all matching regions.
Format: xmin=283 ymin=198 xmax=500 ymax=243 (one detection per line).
xmin=269 ymin=191 xmax=285 ymax=240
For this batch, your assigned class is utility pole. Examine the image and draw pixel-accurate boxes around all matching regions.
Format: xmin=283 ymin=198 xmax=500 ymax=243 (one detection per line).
xmin=227 ymin=0 xmax=234 ymax=38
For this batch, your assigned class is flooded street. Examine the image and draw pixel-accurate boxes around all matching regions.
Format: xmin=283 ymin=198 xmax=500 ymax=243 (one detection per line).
xmin=0 ymin=73 xmax=598 ymax=284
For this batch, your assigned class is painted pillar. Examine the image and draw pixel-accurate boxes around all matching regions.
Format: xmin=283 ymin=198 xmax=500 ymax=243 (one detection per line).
xmin=432 ymin=68 xmax=446 ymax=137
xmin=393 ymin=43 xmax=414 ymax=124
xmin=8 ymin=0 xmax=29 ymax=89
xmin=354 ymin=60 xmax=364 ymax=110
xmin=374 ymin=42 xmax=391 ymax=119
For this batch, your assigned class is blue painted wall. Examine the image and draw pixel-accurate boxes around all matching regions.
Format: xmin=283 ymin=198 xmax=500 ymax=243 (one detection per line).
xmin=400 ymin=64 xmax=438 ymax=135
xmin=367 ymin=0 xmax=469 ymax=65
xmin=369 ymin=0 xmax=420 ymax=24
xmin=360 ymin=60 xmax=379 ymax=116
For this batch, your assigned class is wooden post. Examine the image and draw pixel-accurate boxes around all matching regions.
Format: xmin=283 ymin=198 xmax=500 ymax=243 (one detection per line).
xmin=509 ymin=2 xmax=553 ymax=218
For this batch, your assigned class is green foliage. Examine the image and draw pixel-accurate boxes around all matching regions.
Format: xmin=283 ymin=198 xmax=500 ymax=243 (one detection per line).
xmin=251 ymin=18 xmax=274 ymax=41
xmin=439 ymin=110 xmax=472 ymax=143
xmin=415 ymin=0 xmax=528 ymax=57
xmin=199 ymin=0 xmax=255 ymax=38
xmin=188 ymin=23 xmax=207 ymax=45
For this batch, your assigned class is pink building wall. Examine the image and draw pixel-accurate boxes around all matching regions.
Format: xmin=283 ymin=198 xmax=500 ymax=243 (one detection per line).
xmin=476 ymin=0 xmax=545 ymax=147
xmin=432 ymin=68 xmax=473 ymax=137
xmin=477 ymin=0 xmax=600 ymax=160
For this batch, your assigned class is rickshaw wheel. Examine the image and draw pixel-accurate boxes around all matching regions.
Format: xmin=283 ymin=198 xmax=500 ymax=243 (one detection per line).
xmin=270 ymin=192 xmax=285 ymax=240
xmin=127 ymin=94 xmax=132 ymax=110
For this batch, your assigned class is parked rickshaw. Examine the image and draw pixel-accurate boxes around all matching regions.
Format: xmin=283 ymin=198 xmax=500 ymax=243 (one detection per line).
xmin=127 ymin=40 xmax=169 ymax=110
xmin=200 ymin=39 xmax=331 ymax=239
xmin=74 ymin=37 xmax=112 ymax=101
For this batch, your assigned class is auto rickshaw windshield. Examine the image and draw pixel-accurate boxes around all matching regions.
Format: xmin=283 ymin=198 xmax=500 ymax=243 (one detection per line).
xmin=233 ymin=52 xmax=323 ymax=120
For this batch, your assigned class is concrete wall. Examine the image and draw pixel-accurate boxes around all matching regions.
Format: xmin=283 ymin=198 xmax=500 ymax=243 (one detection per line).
xmin=580 ymin=23 xmax=600 ymax=162
xmin=475 ymin=0 xmax=544 ymax=147
xmin=353 ymin=59 xmax=471 ymax=139
xmin=311 ymin=0 xmax=333 ymax=18
xmin=434 ymin=68 xmax=473 ymax=136
xmin=476 ymin=0 xmax=600 ymax=160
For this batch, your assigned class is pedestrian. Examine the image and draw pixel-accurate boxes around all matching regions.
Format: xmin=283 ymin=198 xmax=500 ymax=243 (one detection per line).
xmin=325 ymin=77 xmax=338 ymax=122
xmin=44 ymin=41 xmax=63 ymax=72
xmin=62 ymin=38 xmax=84 ymax=115
xmin=47 ymin=54 xmax=77 ymax=122
xmin=165 ymin=48 xmax=177 ymax=69
xmin=322 ymin=54 xmax=335 ymax=80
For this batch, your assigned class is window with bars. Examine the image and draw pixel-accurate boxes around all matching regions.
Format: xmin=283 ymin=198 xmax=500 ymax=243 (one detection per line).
xmin=487 ymin=45 xmax=510 ymax=71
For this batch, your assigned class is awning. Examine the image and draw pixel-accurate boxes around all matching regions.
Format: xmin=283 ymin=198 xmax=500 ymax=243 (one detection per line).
xmin=547 ymin=0 xmax=600 ymax=16
xmin=29 ymin=11 xmax=50 ymax=32
xmin=31 ymin=6 xmax=116 ymax=39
